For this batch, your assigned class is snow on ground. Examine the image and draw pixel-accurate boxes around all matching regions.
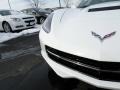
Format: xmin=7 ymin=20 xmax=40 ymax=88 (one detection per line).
xmin=0 ymin=25 xmax=41 ymax=43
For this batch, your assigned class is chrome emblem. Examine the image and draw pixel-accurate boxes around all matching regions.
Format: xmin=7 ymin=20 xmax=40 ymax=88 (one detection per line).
xmin=91 ymin=31 xmax=116 ymax=42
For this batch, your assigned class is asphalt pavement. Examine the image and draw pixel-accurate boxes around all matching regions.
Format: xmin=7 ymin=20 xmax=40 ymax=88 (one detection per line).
xmin=0 ymin=32 xmax=109 ymax=90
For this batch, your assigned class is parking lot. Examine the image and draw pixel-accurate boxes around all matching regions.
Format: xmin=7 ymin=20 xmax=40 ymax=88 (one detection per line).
xmin=0 ymin=25 xmax=108 ymax=90
xmin=1 ymin=0 xmax=120 ymax=90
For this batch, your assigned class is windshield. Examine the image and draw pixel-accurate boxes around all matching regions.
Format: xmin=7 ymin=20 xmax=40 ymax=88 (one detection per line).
xmin=39 ymin=9 xmax=47 ymax=12
xmin=78 ymin=0 xmax=120 ymax=8
xmin=35 ymin=8 xmax=48 ymax=13
xmin=0 ymin=10 xmax=11 ymax=16
xmin=10 ymin=10 xmax=22 ymax=15
xmin=0 ymin=10 xmax=22 ymax=16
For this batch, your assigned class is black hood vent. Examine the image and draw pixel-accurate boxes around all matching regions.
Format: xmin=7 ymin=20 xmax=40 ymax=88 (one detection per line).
xmin=88 ymin=5 xmax=120 ymax=12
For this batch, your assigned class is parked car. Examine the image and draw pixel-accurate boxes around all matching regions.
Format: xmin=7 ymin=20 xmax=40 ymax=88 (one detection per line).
xmin=21 ymin=8 xmax=51 ymax=24
xmin=45 ymin=8 xmax=54 ymax=13
xmin=39 ymin=0 xmax=120 ymax=89
xmin=0 ymin=10 xmax=36 ymax=32
xmin=51 ymin=7 xmax=65 ymax=11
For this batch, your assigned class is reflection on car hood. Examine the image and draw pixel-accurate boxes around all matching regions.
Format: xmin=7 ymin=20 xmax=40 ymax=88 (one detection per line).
xmin=49 ymin=3 xmax=120 ymax=62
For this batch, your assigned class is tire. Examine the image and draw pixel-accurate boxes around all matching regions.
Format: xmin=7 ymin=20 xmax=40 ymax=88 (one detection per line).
xmin=3 ymin=22 xmax=12 ymax=33
xmin=40 ymin=17 xmax=45 ymax=24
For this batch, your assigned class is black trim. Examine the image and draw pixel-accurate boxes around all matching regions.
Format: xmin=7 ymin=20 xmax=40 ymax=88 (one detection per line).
xmin=16 ymin=25 xmax=24 ymax=28
xmin=26 ymin=23 xmax=35 ymax=27
xmin=88 ymin=6 xmax=120 ymax=12
xmin=24 ymin=20 xmax=36 ymax=27
xmin=22 ymin=17 xmax=34 ymax=19
xmin=25 ymin=20 xmax=35 ymax=23
xmin=45 ymin=45 xmax=120 ymax=82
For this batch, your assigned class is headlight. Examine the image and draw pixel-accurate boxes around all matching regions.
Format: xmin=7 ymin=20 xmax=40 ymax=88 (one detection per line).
xmin=11 ymin=18 xmax=21 ymax=22
xmin=42 ymin=13 xmax=54 ymax=33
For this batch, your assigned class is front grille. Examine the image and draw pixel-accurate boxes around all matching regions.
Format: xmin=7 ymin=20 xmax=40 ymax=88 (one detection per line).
xmin=24 ymin=20 xmax=35 ymax=27
xmin=46 ymin=45 xmax=120 ymax=82
xmin=26 ymin=23 xmax=35 ymax=27
xmin=25 ymin=20 xmax=35 ymax=23
xmin=22 ymin=17 xmax=35 ymax=27
xmin=22 ymin=17 xmax=34 ymax=19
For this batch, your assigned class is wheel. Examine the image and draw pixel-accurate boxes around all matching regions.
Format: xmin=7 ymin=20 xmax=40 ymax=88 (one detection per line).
xmin=40 ymin=17 xmax=45 ymax=24
xmin=3 ymin=22 xmax=12 ymax=32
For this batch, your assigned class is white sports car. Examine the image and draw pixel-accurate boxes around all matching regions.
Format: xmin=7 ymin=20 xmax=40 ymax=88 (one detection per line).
xmin=39 ymin=0 xmax=120 ymax=89
xmin=0 ymin=10 xmax=36 ymax=32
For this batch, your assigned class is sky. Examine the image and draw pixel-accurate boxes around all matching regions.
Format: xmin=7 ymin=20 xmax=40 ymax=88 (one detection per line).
xmin=41 ymin=0 xmax=65 ymax=8
xmin=0 ymin=0 xmax=65 ymax=10
xmin=0 ymin=0 xmax=31 ymax=10
xmin=0 ymin=0 xmax=80 ymax=10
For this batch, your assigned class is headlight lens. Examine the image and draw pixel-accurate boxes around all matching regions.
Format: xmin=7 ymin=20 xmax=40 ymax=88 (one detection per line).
xmin=11 ymin=18 xmax=21 ymax=22
xmin=42 ymin=13 xmax=54 ymax=33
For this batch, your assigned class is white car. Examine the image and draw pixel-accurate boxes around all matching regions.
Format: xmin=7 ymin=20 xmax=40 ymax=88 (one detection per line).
xmin=0 ymin=10 xmax=36 ymax=32
xmin=39 ymin=0 xmax=120 ymax=89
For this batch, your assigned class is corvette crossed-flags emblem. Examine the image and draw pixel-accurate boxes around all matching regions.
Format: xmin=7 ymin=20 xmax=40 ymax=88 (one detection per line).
xmin=91 ymin=31 xmax=116 ymax=42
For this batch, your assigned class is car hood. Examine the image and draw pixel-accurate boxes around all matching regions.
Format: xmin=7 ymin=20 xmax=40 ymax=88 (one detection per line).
xmin=4 ymin=14 xmax=34 ymax=18
xmin=50 ymin=2 xmax=120 ymax=62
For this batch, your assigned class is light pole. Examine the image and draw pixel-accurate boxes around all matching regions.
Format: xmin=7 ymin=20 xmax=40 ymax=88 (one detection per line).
xmin=8 ymin=0 xmax=11 ymax=9
xmin=59 ymin=0 xmax=61 ymax=7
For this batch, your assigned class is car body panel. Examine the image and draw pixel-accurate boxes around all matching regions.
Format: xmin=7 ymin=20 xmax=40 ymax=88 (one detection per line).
xmin=40 ymin=1 xmax=120 ymax=89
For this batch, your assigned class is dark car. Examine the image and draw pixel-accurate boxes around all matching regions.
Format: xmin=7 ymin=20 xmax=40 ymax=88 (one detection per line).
xmin=51 ymin=7 xmax=65 ymax=11
xmin=45 ymin=8 xmax=54 ymax=13
xmin=21 ymin=8 xmax=51 ymax=24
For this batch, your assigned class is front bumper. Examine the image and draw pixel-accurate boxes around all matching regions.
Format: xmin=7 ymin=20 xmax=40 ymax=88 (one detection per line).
xmin=9 ymin=18 xmax=36 ymax=31
xmin=40 ymin=41 xmax=120 ymax=90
